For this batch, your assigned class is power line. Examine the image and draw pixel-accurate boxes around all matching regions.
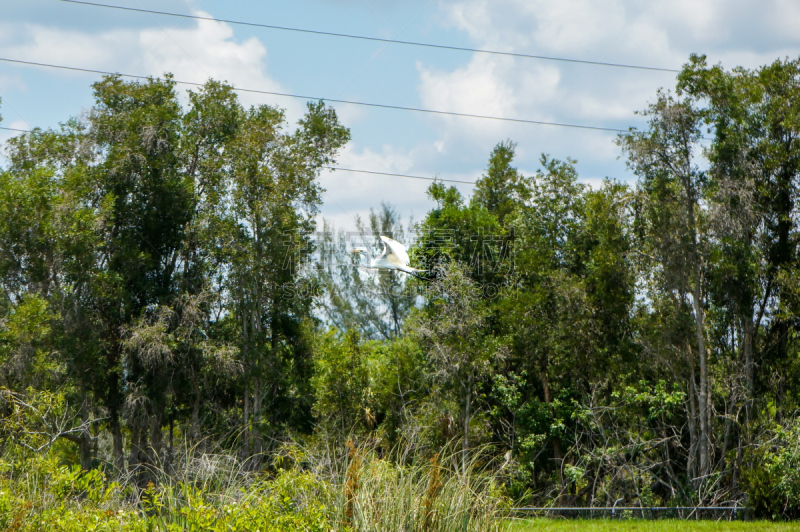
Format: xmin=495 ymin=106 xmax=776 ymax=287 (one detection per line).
xmin=322 ymin=166 xmax=474 ymax=184
xmin=0 ymin=56 xmax=630 ymax=133
xmin=0 ymin=126 xmax=476 ymax=185
xmin=55 ymin=0 xmax=680 ymax=74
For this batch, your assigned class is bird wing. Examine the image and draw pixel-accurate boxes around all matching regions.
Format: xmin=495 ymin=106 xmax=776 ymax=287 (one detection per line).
xmin=379 ymin=235 xmax=410 ymax=267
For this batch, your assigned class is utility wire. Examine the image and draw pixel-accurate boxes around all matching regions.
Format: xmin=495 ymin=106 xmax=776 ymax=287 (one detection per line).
xmin=322 ymin=166 xmax=474 ymax=184
xmin=55 ymin=0 xmax=680 ymax=73
xmin=0 ymin=56 xmax=629 ymax=133
xmin=0 ymin=126 xmax=476 ymax=184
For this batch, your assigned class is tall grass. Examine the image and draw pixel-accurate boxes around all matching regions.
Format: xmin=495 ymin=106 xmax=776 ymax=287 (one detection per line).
xmin=326 ymin=441 xmax=507 ymax=532
xmin=0 ymin=437 xmax=508 ymax=532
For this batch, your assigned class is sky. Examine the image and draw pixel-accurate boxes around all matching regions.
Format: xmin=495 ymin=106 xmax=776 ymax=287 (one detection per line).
xmin=1 ymin=0 xmax=800 ymax=233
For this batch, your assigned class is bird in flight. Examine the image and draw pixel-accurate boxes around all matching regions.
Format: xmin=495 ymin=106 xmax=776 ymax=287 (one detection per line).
xmin=351 ymin=236 xmax=429 ymax=281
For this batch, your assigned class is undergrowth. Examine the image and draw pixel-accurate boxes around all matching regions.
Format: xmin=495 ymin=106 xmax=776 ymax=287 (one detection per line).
xmin=0 ymin=440 xmax=507 ymax=532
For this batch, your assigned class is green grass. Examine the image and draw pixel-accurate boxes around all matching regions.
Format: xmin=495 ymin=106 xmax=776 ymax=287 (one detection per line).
xmin=506 ymin=519 xmax=800 ymax=532
xmin=1 ymin=441 xmax=507 ymax=532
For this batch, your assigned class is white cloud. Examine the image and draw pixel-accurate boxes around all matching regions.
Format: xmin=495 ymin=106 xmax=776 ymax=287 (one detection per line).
xmin=317 ymin=141 xmax=481 ymax=231
xmin=4 ymin=0 xmax=800 ymax=228
xmin=414 ymin=0 xmax=800 ymax=196
xmin=330 ymin=101 xmax=369 ymax=127
xmin=769 ymin=0 xmax=800 ymax=41
xmin=416 ymin=52 xmax=562 ymax=147
xmin=419 ymin=55 xmax=517 ymax=117
xmin=0 ymin=12 xmax=302 ymax=119
xmin=320 ymin=142 xmax=422 ymax=217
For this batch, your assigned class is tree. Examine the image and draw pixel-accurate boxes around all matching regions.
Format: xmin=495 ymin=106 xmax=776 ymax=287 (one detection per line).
xmin=311 ymin=329 xmax=370 ymax=435
xmin=501 ymin=155 xmax=637 ymax=502
xmin=414 ymin=263 xmax=502 ymax=475
xmin=84 ymin=75 xmax=193 ymax=473
xmin=679 ymin=55 xmax=800 ymax=414
xmin=619 ymin=91 xmax=713 ymax=485
xmin=222 ymin=100 xmax=348 ymax=462
xmin=472 ymin=140 xmax=531 ymax=226
xmin=0 ymin=76 xmax=349 ymax=474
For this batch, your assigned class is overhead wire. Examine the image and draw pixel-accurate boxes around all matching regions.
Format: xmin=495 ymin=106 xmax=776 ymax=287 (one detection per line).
xmin=0 ymin=3 xmax=674 ymax=184
xmin=54 ymin=0 xmax=680 ymax=73
xmin=0 ymin=126 xmax=477 ymax=184
xmin=322 ymin=166 xmax=474 ymax=184
xmin=0 ymin=57 xmax=630 ymax=133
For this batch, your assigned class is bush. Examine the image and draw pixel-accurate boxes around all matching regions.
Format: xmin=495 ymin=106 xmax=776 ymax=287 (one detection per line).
xmin=743 ymin=420 xmax=800 ymax=520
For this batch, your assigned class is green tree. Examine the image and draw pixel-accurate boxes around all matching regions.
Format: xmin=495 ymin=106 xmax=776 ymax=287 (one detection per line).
xmin=472 ymin=140 xmax=531 ymax=226
xmin=222 ymin=100 xmax=348 ymax=462
xmin=2 ymin=121 xmax=107 ymax=469
xmin=414 ymin=263 xmax=503 ymax=475
xmin=84 ymin=75 xmax=193 ymax=472
xmin=679 ymin=55 xmax=800 ymax=417
xmin=619 ymin=91 xmax=713 ymax=486
xmin=311 ymin=329 xmax=370 ymax=435
xmin=501 ymin=155 xmax=637 ymax=501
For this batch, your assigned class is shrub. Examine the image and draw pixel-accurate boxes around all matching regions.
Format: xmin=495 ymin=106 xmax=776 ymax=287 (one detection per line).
xmin=743 ymin=420 xmax=800 ymax=520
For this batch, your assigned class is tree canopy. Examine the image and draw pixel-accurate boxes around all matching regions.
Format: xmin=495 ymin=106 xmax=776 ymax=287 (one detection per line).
xmin=3 ymin=56 xmax=800 ymax=518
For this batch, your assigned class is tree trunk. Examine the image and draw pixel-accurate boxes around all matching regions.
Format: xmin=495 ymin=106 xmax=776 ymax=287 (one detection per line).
xmin=540 ymin=352 xmax=563 ymax=474
xmin=78 ymin=389 xmax=93 ymax=470
xmin=691 ymin=284 xmax=710 ymax=481
xmin=128 ymin=423 xmax=144 ymax=481
xmin=110 ymin=411 xmax=124 ymax=471
xmin=167 ymin=408 xmax=174 ymax=473
xmin=106 ymin=328 xmax=125 ymax=471
xmin=743 ymin=317 xmax=754 ymax=407
xmin=686 ymin=367 xmax=698 ymax=480
xmin=107 ymin=379 xmax=124 ymax=471
xmin=148 ymin=398 xmax=164 ymax=469
xmin=686 ymin=181 xmax=710 ymax=485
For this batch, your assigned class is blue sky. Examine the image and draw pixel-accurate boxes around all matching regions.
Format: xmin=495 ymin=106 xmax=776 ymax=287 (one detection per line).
xmin=2 ymin=0 xmax=800 ymax=231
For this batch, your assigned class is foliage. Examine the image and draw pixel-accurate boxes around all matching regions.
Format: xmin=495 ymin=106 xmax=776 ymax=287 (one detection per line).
xmin=0 ymin=437 xmax=506 ymax=532
xmin=3 ymin=54 xmax=800 ymax=523
xmin=743 ymin=420 xmax=800 ymax=519
xmin=311 ymin=329 xmax=370 ymax=435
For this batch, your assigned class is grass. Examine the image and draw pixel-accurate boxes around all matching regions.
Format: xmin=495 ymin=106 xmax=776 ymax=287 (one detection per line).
xmin=0 ymin=439 xmax=507 ymax=531
xmin=506 ymin=518 xmax=800 ymax=532
xmin=335 ymin=444 xmax=504 ymax=532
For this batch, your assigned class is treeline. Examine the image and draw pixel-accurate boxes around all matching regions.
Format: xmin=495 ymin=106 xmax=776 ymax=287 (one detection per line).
xmin=1 ymin=55 xmax=800 ymax=518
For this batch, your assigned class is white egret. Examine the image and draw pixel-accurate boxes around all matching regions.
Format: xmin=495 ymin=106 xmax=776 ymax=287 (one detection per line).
xmin=350 ymin=236 xmax=429 ymax=280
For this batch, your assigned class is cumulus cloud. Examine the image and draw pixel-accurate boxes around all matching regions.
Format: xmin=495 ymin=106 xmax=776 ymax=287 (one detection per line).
xmin=3 ymin=0 xmax=799 ymax=230
xmin=0 ymin=12 xmax=302 ymax=117
xmin=316 ymin=140 xmax=480 ymax=229
xmin=321 ymin=143 xmax=425 ymax=216
xmin=415 ymin=0 xmax=800 ymax=192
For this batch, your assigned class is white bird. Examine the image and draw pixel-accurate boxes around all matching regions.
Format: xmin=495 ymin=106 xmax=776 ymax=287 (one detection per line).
xmin=351 ymin=235 xmax=429 ymax=280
